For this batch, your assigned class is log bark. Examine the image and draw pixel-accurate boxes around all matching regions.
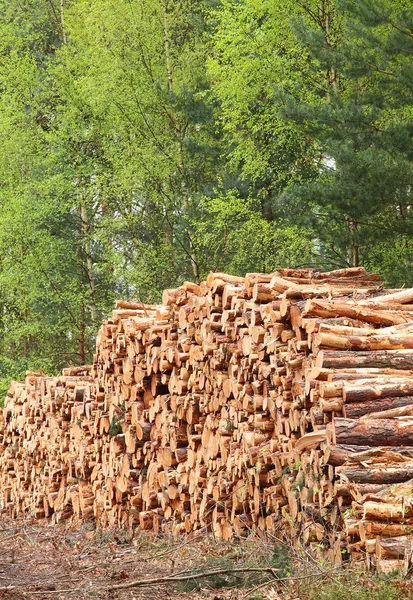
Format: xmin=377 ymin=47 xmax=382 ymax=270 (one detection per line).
xmin=363 ymin=287 xmax=413 ymax=306
xmin=336 ymin=464 xmax=413 ymax=484
xmin=360 ymin=404 xmax=413 ymax=421
xmin=363 ymin=501 xmax=413 ymax=521
xmin=317 ymin=349 xmax=413 ymax=370
xmin=343 ymin=396 xmax=413 ymax=419
xmin=304 ymin=299 xmax=407 ymax=326
xmin=315 ymin=332 xmax=413 ymax=351
xmin=326 ymin=444 xmax=413 ymax=466
xmin=376 ymin=537 xmax=413 ymax=559
xmin=333 ymin=418 xmax=413 ymax=446
xmin=343 ymin=381 xmax=413 ymax=403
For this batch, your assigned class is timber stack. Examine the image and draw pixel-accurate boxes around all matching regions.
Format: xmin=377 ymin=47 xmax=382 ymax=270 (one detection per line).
xmin=2 ymin=266 xmax=413 ymax=572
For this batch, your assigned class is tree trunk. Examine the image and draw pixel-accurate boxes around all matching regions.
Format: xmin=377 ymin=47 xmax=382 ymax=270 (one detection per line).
xmin=78 ymin=303 xmax=86 ymax=365
xmin=336 ymin=464 xmax=413 ymax=484
xmin=163 ymin=5 xmax=199 ymax=283
xmin=326 ymin=444 xmax=413 ymax=467
xmin=80 ymin=202 xmax=97 ymax=330
xmin=60 ymin=0 xmax=67 ymax=45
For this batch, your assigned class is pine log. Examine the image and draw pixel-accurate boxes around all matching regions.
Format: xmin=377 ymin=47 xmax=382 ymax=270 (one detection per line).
xmin=363 ymin=287 xmax=413 ymax=306
xmin=336 ymin=464 xmax=413 ymax=484
xmin=316 ymin=349 xmax=413 ymax=370
xmin=376 ymin=559 xmax=409 ymax=574
xmin=325 ymin=444 xmax=413 ymax=467
xmin=363 ymin=501 xmax=413 ymax=521
xmin=333 ymin=418 xmax=413 ymax=446
xmin=360 ymin=404 xmax=413 ymax=421
xmin=315 ymin=332 xmax=413 ymax=351
xmin=304 ymin=299 xmax=407 ymax=326
xmin=376 ymin=537 xmax=413 ymax=559
xmin=343 ymin=381 xmax=413 ymax=403
xmin=343 ymin=396 xmax=413 ymax=419
xmin=312 ymin=267 xmax=369 ymax=279
xmin=364 ymin=521 xmax=413 ymax=538
xmin=206 ymin=272 xmax=245 ymax=286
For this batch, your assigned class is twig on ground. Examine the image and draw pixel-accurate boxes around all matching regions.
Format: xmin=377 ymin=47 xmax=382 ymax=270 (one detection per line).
xmin=240 ymin=577 xmax=279 ymax=599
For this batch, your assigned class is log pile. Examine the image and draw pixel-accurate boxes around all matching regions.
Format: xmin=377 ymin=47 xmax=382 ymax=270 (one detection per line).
xmin=2 ymin=266 xmax=413 ymax=572
xmin=0 ymin=367 xmax=95 ymax=521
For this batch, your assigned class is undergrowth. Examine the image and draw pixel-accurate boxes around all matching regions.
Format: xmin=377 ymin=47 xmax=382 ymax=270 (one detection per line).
xmin=176 ymin=541 xmax=291 ymax=593
xmin=297 ymin=571 xmax=413 ymax=600
xmin=3 ymin=522 xmax=413 ymax=599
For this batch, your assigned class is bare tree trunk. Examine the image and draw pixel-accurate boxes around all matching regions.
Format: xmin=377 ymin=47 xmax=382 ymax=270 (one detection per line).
xmin=349 ymin=220 xmax=359 ymax=267
xmin=80 ymin=202 xmax=97 ymax=330
xmin=60 ymin=0 xmax=67 ymax=45
xmin=318 ymin=0 xmax=337 ymax=100
xmin=163 ymin=6 xmax=173 ymax=93
xmin=162 ymin=3 xmax=200 ymax=283
xmin=78 ymin=303 xmax=86 ymax=365
xmin=23 ymin=308 xmax=29 ymax=357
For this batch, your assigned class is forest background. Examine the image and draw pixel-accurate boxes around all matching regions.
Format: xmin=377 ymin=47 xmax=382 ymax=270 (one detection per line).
xmin=0 ymin=0 xmax=411 ymax=395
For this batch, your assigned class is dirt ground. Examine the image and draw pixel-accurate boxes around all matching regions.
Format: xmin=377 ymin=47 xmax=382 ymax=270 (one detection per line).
xmin=1 ymin=520 xmax=412 ymax=600
xmin=0 ymin=520 xmax=283 ymax=600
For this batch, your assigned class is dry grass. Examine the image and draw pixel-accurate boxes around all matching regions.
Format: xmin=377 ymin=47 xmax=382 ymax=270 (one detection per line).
xmin=0 ymin=520 xmax=411 ymax=600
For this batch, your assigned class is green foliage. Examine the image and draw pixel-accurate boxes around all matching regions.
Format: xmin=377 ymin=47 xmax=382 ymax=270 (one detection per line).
xmin=109 ymin=415 xmax=123 ymax=437
xmin=278 ymin=0 xmax=413 ymax=267
xmin=299 ymin=571 xmax=410 ymax=600
xmin=271 ymin=543 xmax=291 ymax=577
xmin=192 ymin=191 xmax=317 ymax=276
xmin=176 ymin=549 xmax=285 ymax=593
xmin=0 ymin=0 xmax=411 ymax=392
xmin=207 ymin=0 xmax=320 ymax=211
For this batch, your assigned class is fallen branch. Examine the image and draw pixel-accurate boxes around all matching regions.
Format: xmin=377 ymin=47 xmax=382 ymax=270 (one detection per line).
xmin=105 ymin=566 xmax=279 ymax=592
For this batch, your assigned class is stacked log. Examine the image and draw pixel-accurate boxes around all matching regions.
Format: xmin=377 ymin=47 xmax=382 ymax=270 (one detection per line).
xmin=295 ymin=284 xmax=413 ymax=571
xmin=2 ymin=267 xmax=413 ymax=571
xmin=0 ymin=367 xmax=95 ymax=521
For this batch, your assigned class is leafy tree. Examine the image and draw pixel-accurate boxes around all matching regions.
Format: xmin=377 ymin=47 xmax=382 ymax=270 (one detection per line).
xmin=58 ymin=0 xmax=224 ymax=287
xmin=207 ymin=0 xmax=327 ymax=216
xmin=0 ymin=0 xmax=115 ymax=391
xmin=192 ymin=190 xmax=316 ymax=275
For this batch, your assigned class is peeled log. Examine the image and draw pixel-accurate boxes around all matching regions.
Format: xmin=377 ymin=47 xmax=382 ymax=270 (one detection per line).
xmin=363 ymin=287 xmax=413 ymax=306
xmin=365 ymin=521 xmax=413 ymax=538
xmin=376 ymin=559 xmax=409 ymax=575
xmin=376 ymin=537 xmax=413 ymax=559
xmin=313 ymin=267 xmax=368 ymax=279
xmin=326 ymin=444 xmax=413 ymax=467
xmin=363 ymin=501 xmax=413 ymax=521
xmin=332 ymin=418 xmax=413 ymax=446
xmin=360 ymin=404 xmax=413 ymax=421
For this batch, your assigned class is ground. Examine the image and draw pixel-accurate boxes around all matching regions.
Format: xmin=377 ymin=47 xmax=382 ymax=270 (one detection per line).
xmin=0 ymin=520 xmax=412 ymax=600
xmin=0 ymin=520 xmax=283 ymax=600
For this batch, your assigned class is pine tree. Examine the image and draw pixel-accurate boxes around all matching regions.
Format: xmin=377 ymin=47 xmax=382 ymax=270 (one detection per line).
xmin=279 ymin=0 xmax=413 ymax=277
